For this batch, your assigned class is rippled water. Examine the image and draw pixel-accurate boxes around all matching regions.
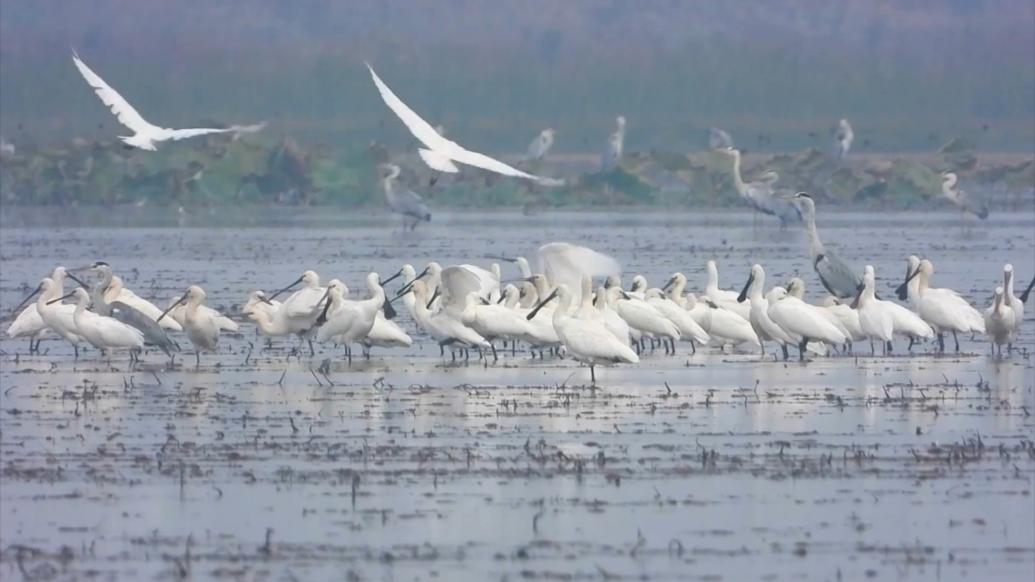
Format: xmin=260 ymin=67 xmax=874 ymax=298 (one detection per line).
xmin=1 ymin=209 xmax=1032 ymax=580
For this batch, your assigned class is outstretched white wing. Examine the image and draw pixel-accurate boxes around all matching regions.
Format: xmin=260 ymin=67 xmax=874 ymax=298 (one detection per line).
xmin=367 ymin=63 xmax=559 ymax=185
xmin=166 ymin=127 xmax=232 ymax=141
xmin=538 ymin=242 xmax=621 ymax=294
xmin=450 ymin=148 xmax=541 ymax=180
xmin=72 ymin=51 xmax=156 ymax=135
xmin=367 ymin=63 xmax=451 ymax=152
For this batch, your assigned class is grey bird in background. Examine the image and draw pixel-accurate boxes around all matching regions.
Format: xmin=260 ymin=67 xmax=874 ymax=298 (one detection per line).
xmin=790 ymin=192 xmax=862 ymax=299
xmin=600 ymin=116 xmax=626 ymax=171
xmin=709 ymin=126 xmax=734 ymax=150
xmin=941 ymin=171 xmax=989 ymax=220
xmin=382 ymin=164 xmax=431 ymax=231
xmin=834 ymin=118 xmax=854 ymax=161
xmin=525 ymin=128 xmax=556 ymax=162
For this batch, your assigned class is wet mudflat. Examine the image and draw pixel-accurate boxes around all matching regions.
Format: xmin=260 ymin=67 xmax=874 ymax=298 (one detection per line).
xmin=1 ymin=209 xmax=1033 ymax=581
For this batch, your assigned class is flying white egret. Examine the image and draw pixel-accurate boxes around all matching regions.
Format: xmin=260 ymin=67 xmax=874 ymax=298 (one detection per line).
xmin=72 ymin=52 xmax=242 ymax=151
xmin=366 ymin=63 xmax=558 ymax=185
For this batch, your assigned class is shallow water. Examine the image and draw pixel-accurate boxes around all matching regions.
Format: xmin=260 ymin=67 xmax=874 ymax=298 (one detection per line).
xmin=1 ymin=210 xmax=1033 ymax=581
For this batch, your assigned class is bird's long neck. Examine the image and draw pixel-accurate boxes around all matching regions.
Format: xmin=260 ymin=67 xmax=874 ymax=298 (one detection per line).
xmin=750 ymin=273 xmax=766 ymax=301
xmin=667 ymin=279 xmax=686 ymax=301
xmin=804 ymin=211 xmax=824 ymax=257
xmin=706 ymin=265 xmax=720 ymax=293
xmin=731 ymin=153 xmax=746 ymax=194
xmin=1004 ymin=271 xmax=1015 ymax=298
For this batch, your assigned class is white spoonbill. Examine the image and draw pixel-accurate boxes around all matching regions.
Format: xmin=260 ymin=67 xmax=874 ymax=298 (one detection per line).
xmin=736 ymin=265 xmax=796 ymax=360
xmin=704 ymin=260 xmax=751 ymax=319
xmin=527 ymin=284 xmax=638 ymax=384
xmin=315 ymin=273 xmax=389 ymax=363
xmin=460 ymin=292 xmax=535 ymax=361
xmin=905 ymin=259 xmax=985 ymax=352
xmin=785 ymin=277 xmax=854 ymax=346
xmin=335 ymin=279 xmax=412 ymax=353
xmin=163 ymin=285 xmax=221 ymax=366
xmin=54 ymin=288 xmax=143 ymax=360
xmin=595 ymin=286 xmax=632 ymax=346
xmin=614 ymin=290 xmax=680 ymax=355
xmin=403 ymin=280 xmax=490 ymax=361
xmin=366 ymin=63 xmax=558 ymax=185
xmin=984 ymin=287 xmax=1015 ymax=356
xmin=538 ymin=242 xmax=621 ymax=304
xmin=26 ymin=277 xmax=85 ymax=357
xmin=682 ymin=293 xmax=760 ymax=350
xmin=72 ymin=52 xmax=238 ymax=151
xmin=165 ymin=296 xmax=238 ymax=332
xmin=1002 ymin=264 xmax=1024 ymax=351
xmin=767 ymin=287 xmax=847 ymax=359
xmin=851 ymin=267 xmax=893 ymax=355
xmin=5 ymin=265 xmax=73 ymax=351
xmin=645 ymin=288 xmax=710 ymax=346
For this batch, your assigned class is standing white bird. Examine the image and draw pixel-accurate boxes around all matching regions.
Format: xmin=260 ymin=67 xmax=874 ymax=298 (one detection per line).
xmin=904 ymin=259 xmax=986 ymax=352
xmin=527 ymin=284 xmax=639 ymax=383
xmin=835 ymin=118 xmax=854 ymax=161
xmin=5 ymin=266 xmax=73 ymax=351
xmin=270 ymin=270 xmax=327 ymax=353
xmin=58 ymin=288 xmax=144 ymax=359
xmin=165 ymin=296 xmax=238 ymax=333
xmin=767 ymin=287 xmax=847 ymax=359
xmin=72 ymin=52 xmax=239 ymax=151
xmin=664 ymin=273 xmax=758 ymax=349
xmin=614 ymin=289 xmax=681 ymax=355
xmin=329 ymin=278 xmax=411 ymax=353
xmin=704 ymin=260 xmax=752 ymax=319
xmin=940 ymin=172 xmax=988 ymax=221
xmin=403 ymin=280 xmax=490 ymax=360
xmin=645 ymin=288 xmax=710 ymax=346
xmin=29 ymin=277 xmax=85 ymax=357
xmin=460 ymin=291 xmax=535 ymax=361
xmin=600 ymin=116 xmax=626 ymax=171
xmin=366 ymin=63 xmax=557 ymax=185
xmin=163 ymin=286 xmax=220 ymax=366
xmin=381 ymin=164 xmax=431 ymax=231
xmin=315 ymin=274 xmax=389 ymax=362
xmin=1001 ymin=264 xmax=1024 ymax=350
xmin=737 ymin=264 xmax=796 ymax=360
xmin=851 ymin=266 xmax=893 ymax=355
xmin=526 ymin=128 xmax=556 ymax=162
xmin=984 ymin=287 xmax=1015 ymax=356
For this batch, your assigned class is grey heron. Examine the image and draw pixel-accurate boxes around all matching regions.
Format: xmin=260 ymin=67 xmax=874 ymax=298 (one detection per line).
xmin=525 ymin=128 xmax=556 ymax=162
xmin=941 ymin=172 xmax=988 ymax=220
xmin=790 ymin=192 xmax=862 ymax=299
xmin=834 ymin=118 xmax=853 ymax=161
xmin=81 ymin=262 xmax=180 ymax=357
xmin=381 ymin=164 xmax=431 ymax=231
xmin=723 ymin=148 xmax=802 ymax=227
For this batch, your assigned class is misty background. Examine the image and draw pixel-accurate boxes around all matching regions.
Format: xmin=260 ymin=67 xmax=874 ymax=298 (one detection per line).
xmin=2 ymin=0 xmax=1033 ymax=153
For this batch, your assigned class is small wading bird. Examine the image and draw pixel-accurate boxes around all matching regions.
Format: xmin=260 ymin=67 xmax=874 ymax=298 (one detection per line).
xmin=161 ymin=286 xmax=221 ymax=366
xmin=366 ymin=63 xmax=561 ymax=186
xmin=72 ymin=52 xmax=259 ymax=151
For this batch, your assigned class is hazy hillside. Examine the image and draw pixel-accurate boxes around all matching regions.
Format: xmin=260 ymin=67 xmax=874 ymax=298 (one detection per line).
xmin=1 ymin=0 xmax=1032 ymax=152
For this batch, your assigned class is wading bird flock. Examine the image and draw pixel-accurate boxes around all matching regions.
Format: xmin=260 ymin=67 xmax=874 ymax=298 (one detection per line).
xmin=6 ymin=221 xmax=1032 ymax=382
